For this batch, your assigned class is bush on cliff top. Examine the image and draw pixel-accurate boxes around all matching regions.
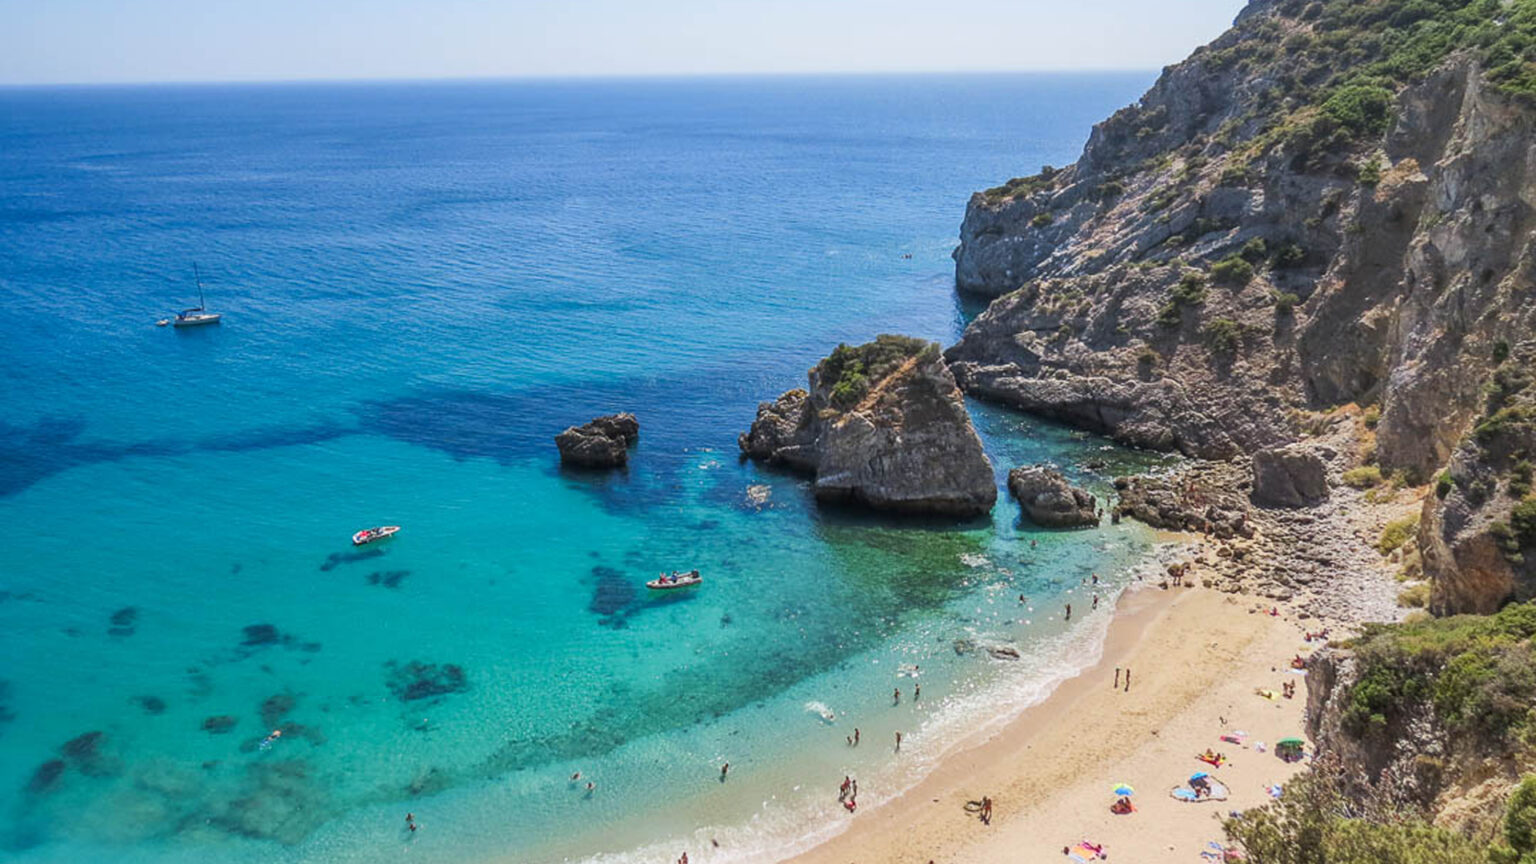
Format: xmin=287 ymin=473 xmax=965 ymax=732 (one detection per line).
xmin=1343 ymin=601 xmax=1536 ymax=744
xmin=819 ymin=335 xmax=934 ymax=411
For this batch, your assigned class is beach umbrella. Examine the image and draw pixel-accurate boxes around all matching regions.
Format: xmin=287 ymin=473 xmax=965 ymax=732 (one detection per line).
xmin=1277 ymin=737 xmax=1305 ymax=747
xmin=1112 ymin=784 xmax=1135 ymax=797
xmin=1190 ymin=771 xmax=1210 ymax=781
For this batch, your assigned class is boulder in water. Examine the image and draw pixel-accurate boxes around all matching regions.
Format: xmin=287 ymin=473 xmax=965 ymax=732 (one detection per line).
xmin=1007 ymin=465 xmax=1099 ymax=528
xmin=556 ymin=413 xmax=639 ymax=469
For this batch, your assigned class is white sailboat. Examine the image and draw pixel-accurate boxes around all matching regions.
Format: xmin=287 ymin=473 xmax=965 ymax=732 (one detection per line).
xmin=159 ymin=263 xmax=222 ymax=327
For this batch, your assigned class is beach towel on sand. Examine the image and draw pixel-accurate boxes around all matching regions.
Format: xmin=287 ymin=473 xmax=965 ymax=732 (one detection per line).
xmin=1171 ymin=781 xmax=1230 ymax=803
xmin=1067 ymin=842 xmax=1106 ymax=862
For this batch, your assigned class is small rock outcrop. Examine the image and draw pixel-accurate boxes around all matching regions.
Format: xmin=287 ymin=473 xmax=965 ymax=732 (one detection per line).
xmin=1113 ymin=469 xmax=1252 ymax=540
xmin=556 ymin=413 xmax=639 ymax=469
xmin=740 ymin=335 xmax=996 ymax=517
xmin=1251 ymin=445 xmax=1330 ymax=508
xmin=1007 ymin=465 xmax=1098 ymax=528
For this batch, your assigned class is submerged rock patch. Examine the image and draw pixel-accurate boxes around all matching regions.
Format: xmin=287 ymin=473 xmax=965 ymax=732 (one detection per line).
xmin=25 ymin=759 xmax=65 ymax=795
xmin=259 ymin=693 xmax=298 ymax=728
xmin=134 ymin=695 xmax=167 ymax=715
xmin=108 ymin=606 xmax=138 ymax=637
xmin=365 ymin=570 xmax=411 ymax=589
xmin=385 ymin=661 xmax=469 ymax=702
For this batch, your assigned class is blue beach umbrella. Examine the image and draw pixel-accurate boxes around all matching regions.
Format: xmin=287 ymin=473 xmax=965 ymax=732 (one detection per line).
xmin=1190 ymin=772 xmax=1210 ymax=782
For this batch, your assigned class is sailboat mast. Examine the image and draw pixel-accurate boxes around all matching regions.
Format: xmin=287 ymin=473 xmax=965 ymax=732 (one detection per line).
xmin=193 ymin=263 xmax=206 ymax=310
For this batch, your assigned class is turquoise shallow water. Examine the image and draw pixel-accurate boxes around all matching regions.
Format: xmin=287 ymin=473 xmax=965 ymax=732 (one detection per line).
xmin=0 ymin=74 xmax=1166 ymax=863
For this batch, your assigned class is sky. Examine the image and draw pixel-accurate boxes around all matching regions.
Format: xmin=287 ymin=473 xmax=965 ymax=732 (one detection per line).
xmin=0 ymin=0 xmax=1247 ymax=86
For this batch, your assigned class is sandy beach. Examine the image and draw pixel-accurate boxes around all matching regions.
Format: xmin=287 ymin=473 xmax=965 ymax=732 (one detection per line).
xmin=788 ymin=583 xmax=1313 ymax=864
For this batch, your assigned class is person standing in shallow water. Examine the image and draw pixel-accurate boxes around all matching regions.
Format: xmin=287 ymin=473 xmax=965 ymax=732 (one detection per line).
xmin=895 ymin=731 xmax=903 ymax=752
xmin=893 ymin=687 xmax=900 ymax=705
xmin=1065 ymin=603 xmax=1071 ymax=621
xmin=854 ymin=727 xmax=860 ymax=746
xmin=720 ymin=762 xmax=729 ymax=782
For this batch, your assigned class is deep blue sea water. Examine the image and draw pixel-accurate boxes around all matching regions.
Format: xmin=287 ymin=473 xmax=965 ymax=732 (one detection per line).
xmin=0 ymin=74 xmax=1168 ymax=863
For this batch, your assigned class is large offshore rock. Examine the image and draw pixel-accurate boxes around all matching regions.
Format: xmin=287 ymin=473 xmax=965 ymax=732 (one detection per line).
xmin=556 ymin=413 xmax=638 ymax=469
xmin=1251 ymin=445 xmax=1329 ymax=508
xmin=1007 ymin=465 xmax=1098 ymax=528
xmin=740 ymin=335 xmax=996 ymax=517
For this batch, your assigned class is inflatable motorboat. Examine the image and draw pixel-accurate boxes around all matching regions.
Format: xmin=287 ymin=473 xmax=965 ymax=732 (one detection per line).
xmin=352 ymin=525 xmax=401 ymax=546
xmin=647 ymin=569 xmax=701 ymax=590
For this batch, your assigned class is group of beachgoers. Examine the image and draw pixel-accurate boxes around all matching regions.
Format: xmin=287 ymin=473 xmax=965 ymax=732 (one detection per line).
xmin=839 ymin=775 xmax=860 ymax=812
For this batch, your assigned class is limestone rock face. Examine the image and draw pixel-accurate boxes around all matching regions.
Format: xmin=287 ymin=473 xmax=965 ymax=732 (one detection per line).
xmin=1007 ymin=465 xmax=1098 ymax=528
xmin=1251 ymin=445 xmax=1330 ymax=508
xmin=556 ymin=413 xmax=638 ymax=469
xmin=1420 ymin=342 xmax=1536 ymax=614
xmin=946 ymin=5 xmax=1536 ymax=473
xmin=739 ymin=335 xmax=996 ymax=517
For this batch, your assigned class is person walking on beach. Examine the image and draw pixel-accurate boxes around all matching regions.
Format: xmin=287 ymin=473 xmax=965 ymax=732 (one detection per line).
xmin=1114 ymin=667 xmax=1120 ymax=688
xmin=1124 ymin=668 xmax=1132 ymax=693
xmin=895 ymin=731 xmax=903 ymax=752
xmin=981 ymin=795 xmax=993 ymax=824
xmin=840 ymin=775 xmax=851 ymax=801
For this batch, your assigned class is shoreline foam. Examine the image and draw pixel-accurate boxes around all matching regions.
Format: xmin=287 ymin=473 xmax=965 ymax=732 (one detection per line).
xmin=557 ymin=543 xmax=1186 ymax=864
xmin=784 ymin=584 xmax=1311 ymax=864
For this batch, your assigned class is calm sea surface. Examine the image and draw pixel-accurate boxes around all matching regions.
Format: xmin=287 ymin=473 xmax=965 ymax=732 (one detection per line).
xmin=0 ymin=74 xmax=1166 ymax=863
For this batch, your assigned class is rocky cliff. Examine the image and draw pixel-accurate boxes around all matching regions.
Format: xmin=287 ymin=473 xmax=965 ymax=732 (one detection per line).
xmin=740 ymin=335 xmax=997 ymax=517
xmin=948 ymin=0 xmax=1536 ymax=610
xmin=1303 ymin=602 xmax=1536 ymax=846
xmin=1422 ymin=340 xmax=1536 ymax=613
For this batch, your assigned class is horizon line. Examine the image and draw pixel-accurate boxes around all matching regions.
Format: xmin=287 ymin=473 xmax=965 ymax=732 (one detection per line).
xmin=0 ymin=67 xmax=1161 ymax=90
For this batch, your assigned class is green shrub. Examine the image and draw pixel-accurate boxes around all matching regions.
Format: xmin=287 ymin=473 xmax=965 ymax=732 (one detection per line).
xmin=1343 ymin=466 xmax=1384 ymax=489
xmin=1030 ymin=212 xmax=1055 ymax=228
xmin=1240 ymin=237 xmax=1268 ymax=263
xmin=1492 ymin=522 xmax=1525 ymax=565
xmin=1363 ymin=405 xmax=1381 ymax=429
xmin=1211 ymin=255 xmax=1255 ymax=286
xmin=1505 ymin=776 xmax=1536 ymax=858
xmin=1512 ymin=460 xmax=1534 ymax=500
xmin=1436 ymin=471 xmax=1454 ymax=499
xmin=1495 ymin=340 xmax=1512 ymax=363
xmin=1204 ymin=318 xmax=1242 ymax=355
xmin=1272 ymin=243 xmax=1306 ymax=269
xmin=1321 ymin=84 xmax=1395 ymax=138
xmin=1378 ymin=514 xmax=1419 ymax=555
xmin=1515 ymin=500 xmax=1536 ymax=547
xmin=1358 ymin=156 xmax=1383 ymax=186
xmin=1272 ymin=291 xmax=1301 ymax=314
xmin=819 ymin=335 xmax=930 ymax=410
xmin=1398 ymin=583 xmax=1430 ymax=608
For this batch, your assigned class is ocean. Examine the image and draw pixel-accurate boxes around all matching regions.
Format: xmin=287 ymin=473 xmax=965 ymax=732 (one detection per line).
xmin=0 ymin=73 xmax=1167 ymax=863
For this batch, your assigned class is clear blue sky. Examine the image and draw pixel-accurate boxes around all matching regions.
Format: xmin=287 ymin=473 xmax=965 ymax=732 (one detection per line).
xmin=0 ymin=0 xmax=1246 ymax=85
